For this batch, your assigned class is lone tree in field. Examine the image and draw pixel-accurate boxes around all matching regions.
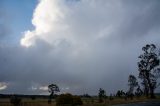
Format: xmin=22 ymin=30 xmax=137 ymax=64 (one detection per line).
xmin=128 ymin=75 xmax=138 ymax=94
xmin=138 ymin=44 xmax=160 ymax=98
xmin=48 ymin=84 xmax=60 ymax=103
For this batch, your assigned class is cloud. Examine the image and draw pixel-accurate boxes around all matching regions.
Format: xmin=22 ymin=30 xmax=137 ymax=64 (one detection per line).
xmin=0 ymin=0 xmax=160 ymax=95
xmin=0 ymin=0 xmax=11 ymax=40
xmin=39 ymin=86 xmax=48 ymax=91
xmin=0 ymin=82 xmax=7 ymax=90
xmin=21 ymin=0 xmax=69 ymax=47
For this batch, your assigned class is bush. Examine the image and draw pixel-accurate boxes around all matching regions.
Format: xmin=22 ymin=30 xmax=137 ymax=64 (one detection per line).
xmin=56 ymin=93 xmax=83 ymax=106
xmin=10 ymin=95 xmax=21 ymax=106
xmin=30 ymin=96 xmax=36 ymax=100
xmin=73 ymin=96 xmax=83 ymax=105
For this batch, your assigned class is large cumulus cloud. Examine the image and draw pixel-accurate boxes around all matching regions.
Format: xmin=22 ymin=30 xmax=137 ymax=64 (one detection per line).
xmin=0 ymin=0 xmax=160 ymax=95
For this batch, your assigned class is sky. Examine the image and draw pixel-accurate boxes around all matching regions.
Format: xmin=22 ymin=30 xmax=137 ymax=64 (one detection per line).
xmin=0 ymin=0 xmax=160 ymax=95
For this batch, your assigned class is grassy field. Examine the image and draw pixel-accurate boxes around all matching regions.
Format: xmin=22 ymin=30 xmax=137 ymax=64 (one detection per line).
xmin=0 ymin=96 xmax=160 ymax=106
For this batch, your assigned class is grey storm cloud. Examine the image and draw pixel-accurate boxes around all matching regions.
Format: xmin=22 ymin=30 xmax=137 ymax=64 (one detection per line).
xmin=0 ymin=1 xmax=11 ymax=39
xmin=0 ymin=0 xmax=160 ymax=95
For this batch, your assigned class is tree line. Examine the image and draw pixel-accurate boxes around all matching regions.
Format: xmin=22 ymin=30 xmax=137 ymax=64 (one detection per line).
xmin=97 ymin=44 xmax=160 ymax=103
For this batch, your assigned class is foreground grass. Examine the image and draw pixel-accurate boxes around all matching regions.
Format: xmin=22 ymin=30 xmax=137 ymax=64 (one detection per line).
xmin=82 ymin=96 xmax=160 ymax=106
xmin=0 ymin=98 xmax=56 ymax=106
xmin=0 ymin=96 xmax=160 ymax=106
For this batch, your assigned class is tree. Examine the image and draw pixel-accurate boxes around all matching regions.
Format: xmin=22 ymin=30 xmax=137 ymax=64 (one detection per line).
xmin=116 ymin=90 xmax=125 ymax=98
xmin=128 ymin=75 xmax=138 ymax=94
xmin=98 ymin=88 xmax=106 ymax=103
xmin=48 ymin=84 xmax=60 ymax=103
xmin=138 ymin=44 xmax=160 ymax=98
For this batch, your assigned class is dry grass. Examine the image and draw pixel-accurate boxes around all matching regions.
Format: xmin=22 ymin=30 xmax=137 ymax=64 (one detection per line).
xmin=0 ymin=96 xmax=160 ymax=106
xmin=0 ymin=98 xmax=56 ymax=106
xmin=82 ymin=96 xmax=160 ymax=106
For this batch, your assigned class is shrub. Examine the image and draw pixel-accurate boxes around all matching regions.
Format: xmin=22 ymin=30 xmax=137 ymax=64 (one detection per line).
xmin=10 ymin=95 xmax=21 ymax=106
xmin=30 ymin=96 xmax=36 ymax=100
xmin=56 ymin=93 xmax=83 ymax=106
xmin=72 ymin=96 xmax=83 ymax=105
xmin=56 ymin=94 xmax=73 ymax=106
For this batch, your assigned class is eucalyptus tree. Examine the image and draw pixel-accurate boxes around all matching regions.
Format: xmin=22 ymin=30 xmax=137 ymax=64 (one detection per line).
xmin=138 ymin=44 xmax=160 ymax=98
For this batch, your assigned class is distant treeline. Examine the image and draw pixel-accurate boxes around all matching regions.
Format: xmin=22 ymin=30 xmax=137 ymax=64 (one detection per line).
xmin=0 ymin=93 xmax=160 ymax=99
xmin=0 ymin=94 xmax=49 ymax=99
xmin=0 ymin=94 xmax=95 ymax=99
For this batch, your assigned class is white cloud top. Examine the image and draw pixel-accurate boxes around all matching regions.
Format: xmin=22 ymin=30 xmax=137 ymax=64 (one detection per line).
xmin=21 ymin=0 xmax=70 ymax=47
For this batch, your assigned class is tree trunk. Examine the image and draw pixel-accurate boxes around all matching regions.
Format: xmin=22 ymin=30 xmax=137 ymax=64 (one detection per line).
xmin=143 ymin=76 xmax=149 ymax=97
xmin=144 ymin=87 xmax=149 ymax=97
xmin=146 ymin=75 xmax=155 ymax=99
xmin=150 ymin=87 xmax=155 ymax=98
